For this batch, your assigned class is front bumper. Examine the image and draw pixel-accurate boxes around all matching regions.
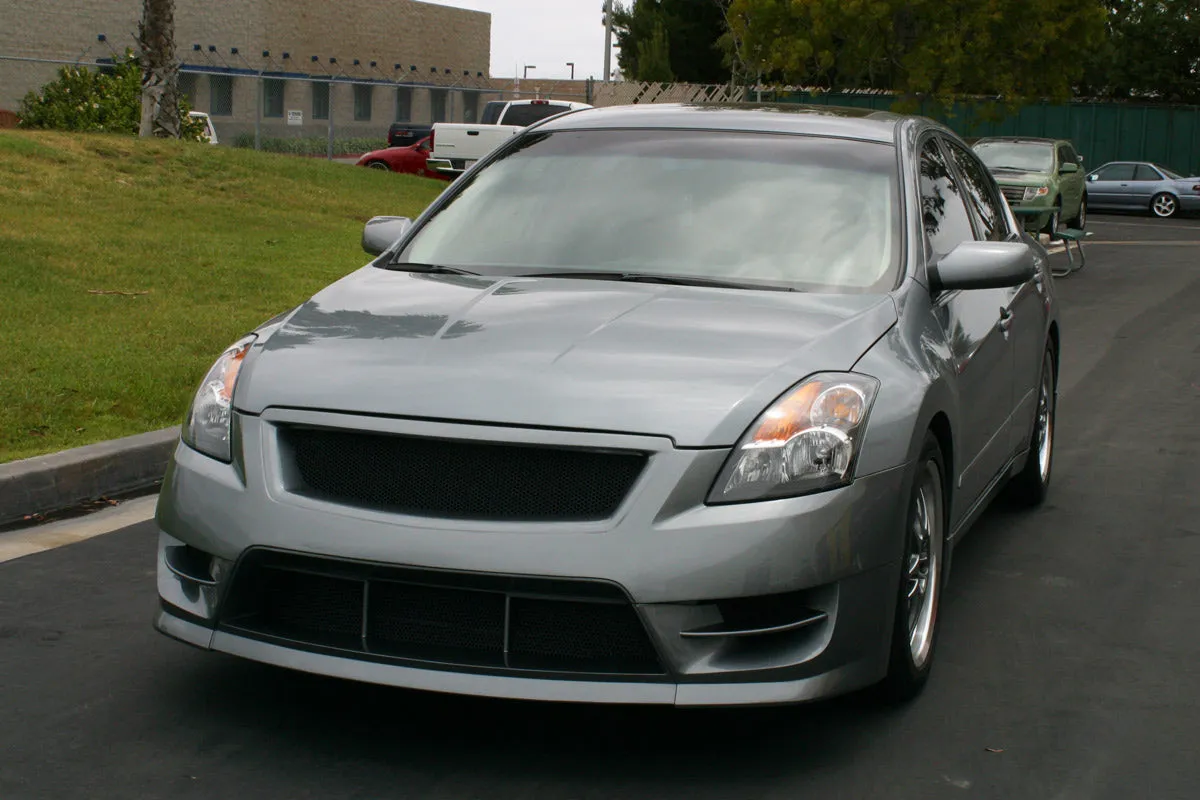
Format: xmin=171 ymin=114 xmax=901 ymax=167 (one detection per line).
xmin=154 ymin=409 xmax=912 ymax=707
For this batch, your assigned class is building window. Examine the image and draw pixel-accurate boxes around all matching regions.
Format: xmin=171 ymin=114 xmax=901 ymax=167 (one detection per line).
xmin=178 ymin=72 xmax=198 ymax=106
xmin=354 ymin=84 xmax=372 ymax=121
xmin=462 ymin=91 xmax=477 ymax=123
xmin=312 ymin=82 xmax=329 ymax=120
xmin=395 ymin=87 xmax=412 ymax=122
xmin=210 ymin=75 xmax=233 ymax=116
xmin=263 ymin=78 xmax=284 ymax=118
xmin=430 ymin=89 xmax=447 ymax=123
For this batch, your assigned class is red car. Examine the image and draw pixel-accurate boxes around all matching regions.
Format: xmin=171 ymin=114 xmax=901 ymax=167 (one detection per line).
xmin=355 ymin=137 xmax=452 ymax=181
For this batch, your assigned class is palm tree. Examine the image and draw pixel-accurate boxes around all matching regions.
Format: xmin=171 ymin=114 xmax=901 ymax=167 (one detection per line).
xmin=138 ymin=0 xmax=181 ymax=137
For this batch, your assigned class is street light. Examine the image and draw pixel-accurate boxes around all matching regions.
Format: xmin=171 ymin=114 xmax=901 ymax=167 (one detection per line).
xmin=524 ymin=65 xmax=536 ymax=79
xmin=566 ymin=62 xmax=575 ymax=80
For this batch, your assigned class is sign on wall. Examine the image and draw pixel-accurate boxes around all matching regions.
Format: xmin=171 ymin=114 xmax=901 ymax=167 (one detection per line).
xmin=287 ymin=110 xmax=303 ymax=126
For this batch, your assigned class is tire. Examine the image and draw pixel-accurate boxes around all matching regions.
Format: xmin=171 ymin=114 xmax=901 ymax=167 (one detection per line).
xmin=366 ymin=161 xmax=391 ymax=171
xmin=1068 ymin=195 xmax=1087 ymax=230
xmin=1042 ymin=199 xmax=1062 ymax=236
xmin=1005 ymin=343 xmax=1057 ymax=507
xmin=1151 ymin=192 xmax=1178 ymax=218
xmin=877 ymin=432 xmax=948 ymax=703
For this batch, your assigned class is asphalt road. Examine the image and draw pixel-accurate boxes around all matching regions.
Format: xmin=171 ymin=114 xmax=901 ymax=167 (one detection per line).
xmin=3 ymin=214 xmax=1198 ymax=800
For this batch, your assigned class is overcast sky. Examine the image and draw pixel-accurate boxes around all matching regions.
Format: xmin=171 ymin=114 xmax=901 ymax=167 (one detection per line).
xmin=427 ymin=0 xmax=616 ymax=80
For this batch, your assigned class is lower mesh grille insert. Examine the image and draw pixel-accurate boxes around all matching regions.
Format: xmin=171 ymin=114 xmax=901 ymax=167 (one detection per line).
xmin=368 ymin=581 xmax=506 ymax=663
xmin=219 ymin=551 xmax=665 ymax=676
xmin=508 ymin=597 xmax=664 ymax=673
xmin=254 ymin=568 xmax=364 ymax=648
xmin=280 ymin=425 xmax=648 ymax=522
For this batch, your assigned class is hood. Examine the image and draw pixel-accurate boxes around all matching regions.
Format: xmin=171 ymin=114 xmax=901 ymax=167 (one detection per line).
xmin=234 ymin=267 xmax=897 ymax=447
xmin=991 ymin=170 xmax=1052 ymax=186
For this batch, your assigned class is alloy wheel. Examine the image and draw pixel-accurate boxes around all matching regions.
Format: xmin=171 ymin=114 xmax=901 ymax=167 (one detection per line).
xmin=1152 ymin=193 xmax=1177 ymax=218
xmin=905 ymin=461 xmax=944 ymax=670
xmin=1036 ymin=356 xmax=1055 ymax=482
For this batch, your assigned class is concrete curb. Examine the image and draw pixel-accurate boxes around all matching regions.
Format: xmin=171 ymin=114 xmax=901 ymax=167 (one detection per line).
xmin=0 ymin=427 xmax=179 ymax=528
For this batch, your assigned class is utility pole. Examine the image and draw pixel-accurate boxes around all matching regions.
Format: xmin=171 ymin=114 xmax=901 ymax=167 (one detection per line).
xmin=603 ymin=0 xmax=613 ymax=84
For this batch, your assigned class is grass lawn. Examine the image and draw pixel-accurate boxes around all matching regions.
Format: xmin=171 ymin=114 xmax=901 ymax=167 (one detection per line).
xmin=0 ymin=130 xmax=445 ymax=464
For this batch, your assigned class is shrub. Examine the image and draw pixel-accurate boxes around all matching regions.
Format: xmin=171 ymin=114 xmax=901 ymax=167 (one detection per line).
xmin=18 ymin=48 xmax=207 ymax=141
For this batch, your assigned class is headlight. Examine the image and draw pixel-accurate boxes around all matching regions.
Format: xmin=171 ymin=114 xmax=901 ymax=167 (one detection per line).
xmin=1022 ymin=186 xmax=1050 ymax=201
xmin=181 ymin=334 xmax=256 ymax=462
xmin=708 ymin=373 xmax=880 ymax=504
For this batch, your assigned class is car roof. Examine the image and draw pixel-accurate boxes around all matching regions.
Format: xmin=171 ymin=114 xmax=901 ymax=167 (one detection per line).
xmin=535 ymin=102 xmax=912 ymax=144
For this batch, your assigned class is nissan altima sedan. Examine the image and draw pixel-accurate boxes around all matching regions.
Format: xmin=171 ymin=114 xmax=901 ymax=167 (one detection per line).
xmin=155 ymin=103 xmax=1061 ymax=707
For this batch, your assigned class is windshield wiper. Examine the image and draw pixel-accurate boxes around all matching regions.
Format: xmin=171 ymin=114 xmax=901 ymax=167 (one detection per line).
xmin=385 ymin=262 xmax=479 ymax=276
xmin=517 ymin=270 xmax=795 ymax=292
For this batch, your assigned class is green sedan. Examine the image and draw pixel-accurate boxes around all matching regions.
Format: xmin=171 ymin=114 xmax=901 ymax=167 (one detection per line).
xmin=973 ymin=137 xmax=1087 ymax=235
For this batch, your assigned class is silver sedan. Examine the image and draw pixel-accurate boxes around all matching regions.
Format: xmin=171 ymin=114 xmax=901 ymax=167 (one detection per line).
xmin=1086 ymin=161 xmax=1200 ymax=218
xmin=154 ymin=103 xmax=1061 ymax=707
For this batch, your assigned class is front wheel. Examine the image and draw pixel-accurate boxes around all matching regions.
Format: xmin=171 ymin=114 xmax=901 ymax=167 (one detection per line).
xmin=1042 ymin=200 xmax=1062 ymax=236
xmin=1068 ymin=195 xmax=1087 ymax=230
xmin=1005 ymin=343 xmax=1057 ymax=507
xmin=366 ymin=161 xmax=391 ymax=171
xmin=1151 ymin=192 xmax=1178 ymax=218
xmin=878 ymin=432 xmax=947 ymax=702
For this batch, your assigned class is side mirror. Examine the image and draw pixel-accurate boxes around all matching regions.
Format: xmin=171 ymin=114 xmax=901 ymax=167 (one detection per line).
xmin=930 ymin=241 xmax=1036 ymax=292
xmin=1060 ymin=162 xmax=1079 ymax=174
xmin=1088 ymin=174 xmax=1099 ymax=182
xmin=362 ymin=216 xmax=413 ymax=256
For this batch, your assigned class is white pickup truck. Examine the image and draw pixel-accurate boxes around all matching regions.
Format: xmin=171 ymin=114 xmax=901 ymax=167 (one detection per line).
xmin=427 ymin=99 xmax=592 ymax=175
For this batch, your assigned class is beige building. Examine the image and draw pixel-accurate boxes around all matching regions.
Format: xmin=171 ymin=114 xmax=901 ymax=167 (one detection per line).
xmin=0 ymin=0 xmax=491 ymax=141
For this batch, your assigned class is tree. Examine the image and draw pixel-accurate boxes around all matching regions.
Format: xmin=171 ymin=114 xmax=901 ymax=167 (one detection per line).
xmin=608 ymin=0 xmax=730 ymax=83
xmin=637 ymin=18 xmax=676 ymax=81
xmin=1079 ymin=1 xmax=1200 ymax=103
xmin=725 ymin=0 xmax=1108 ymax=112
xmin=138 ymin=0 xmax=181 ymax=137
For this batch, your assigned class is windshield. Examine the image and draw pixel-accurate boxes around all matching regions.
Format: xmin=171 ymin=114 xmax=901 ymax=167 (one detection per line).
xmin=1157 ymin=164 xmax=1183 ymax=179
xmin=395 ymin=129 xmax=902 ymax=293
xmin=974 ymin=142 xmax=1055 ymax=172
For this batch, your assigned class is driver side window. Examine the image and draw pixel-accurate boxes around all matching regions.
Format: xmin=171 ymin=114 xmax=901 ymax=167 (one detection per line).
xmin=919 ymin=139 xmax=979 ymax=265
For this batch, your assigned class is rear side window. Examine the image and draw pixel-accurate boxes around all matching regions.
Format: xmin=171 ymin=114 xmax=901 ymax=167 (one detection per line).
xmin=945 ymin=140 xmax=1007 ymax=241
xmin=501 ymin=103 xmax=572 ymax=127
xmin=480 ymin=102 xmax=506 ymax=125
xmin=1134 ymin=164 xmax=1162 ymax=181
xmin=920 ymin=139 xmax=979 ymax=263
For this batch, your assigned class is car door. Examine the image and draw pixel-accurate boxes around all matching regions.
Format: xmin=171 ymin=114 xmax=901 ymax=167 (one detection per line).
xmin=1087 ymin=163 xmax=1137 ymax=208
xmin=920 ymin=136 xmax=1017 ymax=508
xmin=1057 ymin=143 xmax=1085 ymax=218
xmin=945 ymin=139 xmax=1047 ymax=460
xmin=1131 ymin=163 xmax=1166 ymax=208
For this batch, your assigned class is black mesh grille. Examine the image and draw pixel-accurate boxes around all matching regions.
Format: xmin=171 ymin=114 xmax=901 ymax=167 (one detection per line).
xmin=219 ymin=550 xmax=664 ymax=676
xmin=252 ymin=568 xmax=363 ymax=648
xmin=508 ymin=597 xmax=663 ymax=673
xmin=368 ymin=581 xmax=506 ymax=663
xmin=280 ymin=426 xmax=647 ymax=522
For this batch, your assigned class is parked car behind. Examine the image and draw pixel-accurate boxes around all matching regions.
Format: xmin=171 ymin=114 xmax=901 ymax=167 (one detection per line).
xmin=386 ymin=122 xmax=433 ymax=149
xmin=427 ymin=98 xmax=592 ymax=175
xmin=188 ymin=111 xmax=218 ymax=145
xmin=973 ymin=137 xmax=1086 ymax=234
xmin=355 ymin=137 xmax=453 ymax=181
xmin=155 ymin=102 xmax=1061 ymax=709
xmin=1085 ymin=161 xmax=1200 ymax=218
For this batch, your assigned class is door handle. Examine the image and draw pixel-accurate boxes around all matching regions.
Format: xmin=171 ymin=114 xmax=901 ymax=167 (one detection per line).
xmin=998 ymin=307 xmax=1014 ymax=333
